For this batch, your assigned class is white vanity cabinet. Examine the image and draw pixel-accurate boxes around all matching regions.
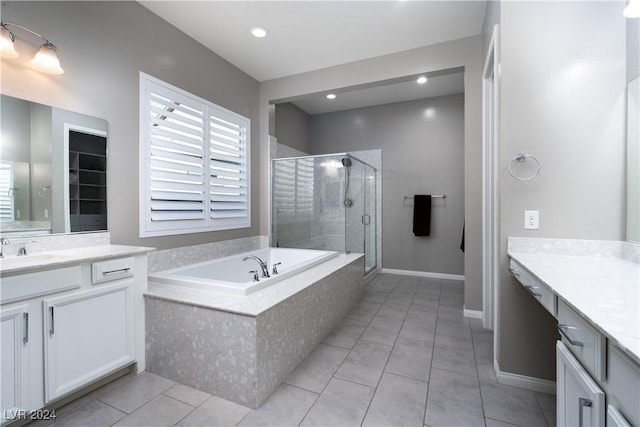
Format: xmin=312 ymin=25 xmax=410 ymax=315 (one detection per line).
xmin=0 ymin=247 xmax=150 ymax=422
xmin=1 ymin=303 xmax=31 ymax=421
xmin=43 ymin=280 xmax=134 ymax=402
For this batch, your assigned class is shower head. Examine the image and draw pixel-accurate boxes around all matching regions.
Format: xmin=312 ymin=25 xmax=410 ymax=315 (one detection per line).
xmin=341 ymin=157 xmax=352 ymax=167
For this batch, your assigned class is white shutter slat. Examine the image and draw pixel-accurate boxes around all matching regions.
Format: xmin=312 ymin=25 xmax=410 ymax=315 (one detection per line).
xmin=150 ymin=105 xmax=203 ymax=129
xmin=150 ymin=126 xmax=203 ymax=147
xmin=150 ymin=136 xmax=203 ymax=157
xmin=151 ymin=190 xmax=203 ymax=202
xmin=151 ymin=157 xmax=202 ymax=175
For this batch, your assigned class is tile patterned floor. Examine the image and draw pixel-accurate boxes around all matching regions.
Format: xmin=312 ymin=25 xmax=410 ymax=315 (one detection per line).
xmin=34 ymin=274 xmax=556 ymax=427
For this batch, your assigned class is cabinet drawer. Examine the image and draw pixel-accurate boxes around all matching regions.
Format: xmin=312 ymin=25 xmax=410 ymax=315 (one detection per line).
xmin=1 ymin=266 xmax=81 ymax=304
xmin=608 ymin=345 xmax=640 ymax=425
xmin=509 ymin=259 xmax=556 ymax=316
xmin=557 ymin=299 xmax=606 ymax=382
xmin=92 ymin=257 xmax=134 ymax=285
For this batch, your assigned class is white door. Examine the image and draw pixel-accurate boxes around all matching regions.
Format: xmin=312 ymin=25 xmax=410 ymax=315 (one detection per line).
xmin=1 ymin=304 xmax=30 ymax=421
xmin=557 ymin=341 xmax=605 ymax=427
xmin=482 ymin=24 xmax=501 ymax=331
xmin=43 ymin=282 xmax=134 ymax=402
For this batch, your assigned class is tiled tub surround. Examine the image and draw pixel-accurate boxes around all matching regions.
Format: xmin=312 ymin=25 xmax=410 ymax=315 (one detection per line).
xmin=508 ymin=237 xmax=640 ymax=363
xmin=147 ymin=235 xmax=269 ymax=274
xmin=145 ymin=253 xmax=364 ymax=408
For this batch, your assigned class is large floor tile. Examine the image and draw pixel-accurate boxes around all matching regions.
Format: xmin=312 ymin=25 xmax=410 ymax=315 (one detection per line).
xmin=334 ymin=341 xmax=392 ymax=387
xmin=99 ymin=372 xmax=175 ymax=414
xmin=473 ymin=339 xmax=494 ymax=365
xmin=435 ymin=317 xmax=472 ymax=339
xmin=300 ymin=378 xmax=375 ymax=426
xmin=485 ymin=418 xmax=520 ymax=427
xmin=176 ymin=396 xmax=251 ymax=427
xmin=385 ymin=336 xmax=432 ymax=381
xmin=399 ymin=314 xmax=436 ymax=343
xmin=322 ymin=321 xmax=366 ymax=349
xmin=237 ymin=384 xmax=318 ymax=427
xmin=52 ymin=400 xmax=126 ymax=427
xmin=345 ymin=302 xmax=381 ymax=326
xmin=362 ymin=373 xmax=428 ymax=427
xmin=284 ymin=344 xmax=349 ymax=393
xmin=163 ymin=384 xmax=211 ymax=407
xmin=477 ymin=362 xmax=498 ymax=385
xmin=480 ymin=383 xmax=548 ymax=427
xmin=432 ymin=335 xmax=477 ymax=377
xmin=112 ymin=395 xmax=193 ymax=427
xmin=360 ymin=315 xmax=404 ymax=346
xmin=424 ymin=368 xmax=485 ymax=427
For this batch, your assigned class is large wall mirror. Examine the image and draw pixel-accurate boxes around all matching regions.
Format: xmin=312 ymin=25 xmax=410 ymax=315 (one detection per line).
xmin=0 ymin=95 xmax=107 ymax=237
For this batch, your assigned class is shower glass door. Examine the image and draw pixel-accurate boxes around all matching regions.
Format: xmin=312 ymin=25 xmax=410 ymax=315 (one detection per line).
xmin=364 ymin=164 xmax=377 ymax=274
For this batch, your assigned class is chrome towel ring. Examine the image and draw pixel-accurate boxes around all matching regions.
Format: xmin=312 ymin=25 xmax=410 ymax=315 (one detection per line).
xmin=508 ymin=153 xmax=540 ymax=181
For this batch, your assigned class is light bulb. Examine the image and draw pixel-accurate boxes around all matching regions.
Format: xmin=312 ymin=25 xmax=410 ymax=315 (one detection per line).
xmin=29 ymin=42 xmax=64 ymax=74
xmin=0 ymin=25 xmax=18 ymax=58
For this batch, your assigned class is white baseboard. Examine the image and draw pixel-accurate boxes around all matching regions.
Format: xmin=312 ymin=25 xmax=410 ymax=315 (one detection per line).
xmin=463 ymin=306 xmax=483 ymax=319
xmin=381 ymin=268 xmax=464 ymax=282
xmin=494 ymin=360 xmax=556 ymax=394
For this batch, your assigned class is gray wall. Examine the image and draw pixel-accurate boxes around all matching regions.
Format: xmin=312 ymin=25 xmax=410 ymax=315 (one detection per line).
xmin=309 ymin=95 xmax=465 ymax=275
xmin=1 ymin=1 xmax=260 ymax=250
xmin=274 ymin=103 xmax=311 ymax=154
xmin=497 ymin=2 xmax=627 ymax=380
xmin=260 ymin=35 xmax=484 ymax=311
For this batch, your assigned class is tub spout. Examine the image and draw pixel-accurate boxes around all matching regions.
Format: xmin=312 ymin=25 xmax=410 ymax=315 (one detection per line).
xmin=242 ymin=256 xmax=270 ymax=278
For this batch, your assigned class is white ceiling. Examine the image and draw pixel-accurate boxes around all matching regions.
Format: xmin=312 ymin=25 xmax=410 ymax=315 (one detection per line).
xmin=139 ymin=1 xmax=487 ymax=82
xmin=289 ymin=71 xmax=464 ymax=115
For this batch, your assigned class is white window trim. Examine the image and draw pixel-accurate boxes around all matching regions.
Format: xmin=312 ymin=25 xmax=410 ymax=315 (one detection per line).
xmin=139 ymin=72 xmax=251 ymax=238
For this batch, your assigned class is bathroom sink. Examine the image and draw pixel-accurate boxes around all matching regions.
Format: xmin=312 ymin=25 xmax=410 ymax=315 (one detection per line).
xmin=0 ymin=253 xmax=70 ymax=270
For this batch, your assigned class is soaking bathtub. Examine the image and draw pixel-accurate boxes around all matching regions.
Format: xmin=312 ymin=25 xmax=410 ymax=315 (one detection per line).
xmin=148 ymin=247 xmax=338 ymax=295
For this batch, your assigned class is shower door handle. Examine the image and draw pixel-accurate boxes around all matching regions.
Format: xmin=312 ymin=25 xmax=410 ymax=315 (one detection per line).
xmin=362 ymin=214 xmax=371 ymax=225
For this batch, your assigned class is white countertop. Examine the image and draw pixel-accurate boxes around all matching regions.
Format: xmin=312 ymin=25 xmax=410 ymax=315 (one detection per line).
xmin=0 ymin=244 xmax=155 ymax=276
xmin=146 ymin=253 xmax=364 ymax=317
xmin=508 ymin=248 xmax=640 ymax=365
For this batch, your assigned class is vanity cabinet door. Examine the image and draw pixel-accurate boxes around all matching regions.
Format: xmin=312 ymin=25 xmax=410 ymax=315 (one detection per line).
xmin=1 ymin=304 xmax=30 ymax=422
xmin=43 ymin=281 xmax=134 ymax=403
xmin=556 ymin=341 xmax=605 ymax=427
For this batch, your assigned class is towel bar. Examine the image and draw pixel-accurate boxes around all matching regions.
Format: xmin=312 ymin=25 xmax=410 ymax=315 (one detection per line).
xmin=404 ymin=195 xmax=446 ymax=199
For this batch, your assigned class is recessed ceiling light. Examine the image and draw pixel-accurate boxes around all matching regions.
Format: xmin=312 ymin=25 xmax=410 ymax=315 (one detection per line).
xmin=250 ymin=26 xmax=269 ymax=38
xmin=326 ymin=94 xmax=336 ymax=100
xmin=417 ymin=76 xmax=428 ymax=84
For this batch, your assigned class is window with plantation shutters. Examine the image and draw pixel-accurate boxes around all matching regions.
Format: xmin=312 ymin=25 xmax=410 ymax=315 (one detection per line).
xmin=0 ymin=161 xmax=15 ymax=221
xmin=273 ymin=158 xmax=314 ymax=215
xmin=139 ymin=73 xmax=250 ymax=237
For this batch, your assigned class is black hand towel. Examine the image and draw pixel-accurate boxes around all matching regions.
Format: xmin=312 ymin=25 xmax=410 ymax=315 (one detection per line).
xmin=413 ymin=195 xmax=432 ymax=236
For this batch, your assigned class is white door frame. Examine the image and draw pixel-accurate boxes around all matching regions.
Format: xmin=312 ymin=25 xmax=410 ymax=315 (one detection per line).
xmin=482 ymin=25 xmax=500 ymax=336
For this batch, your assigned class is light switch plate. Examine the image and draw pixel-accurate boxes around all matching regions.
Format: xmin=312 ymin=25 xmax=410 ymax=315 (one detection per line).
xmin=524 ymin=210 xmax=539 ymax=229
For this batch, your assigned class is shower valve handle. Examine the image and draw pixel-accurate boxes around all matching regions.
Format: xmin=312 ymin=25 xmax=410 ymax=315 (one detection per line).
xmin=272 ymin=262 xmax=282 ymax=275
xmin=249 ymin=270 xmax=259 ymax=282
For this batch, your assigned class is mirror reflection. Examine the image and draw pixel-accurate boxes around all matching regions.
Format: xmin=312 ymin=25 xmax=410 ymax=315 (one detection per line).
xmin=627 ymin=76 xmax=639 ymax=242
xmin=0 ymin=95 xmax=107 ymax=237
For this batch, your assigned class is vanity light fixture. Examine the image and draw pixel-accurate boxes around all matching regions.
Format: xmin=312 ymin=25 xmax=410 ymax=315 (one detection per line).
xmin=250 ymin=26 xmax=269 ymax=38
xmin=417 ymin=76 xmax=428 ymax=84
xmin=0 ymin=21 xmax=64 ymax=74
xmin=326 ymin=94 xmax=337 ymax=100
xmin=624 ymin=0 xmax=640 ymax=17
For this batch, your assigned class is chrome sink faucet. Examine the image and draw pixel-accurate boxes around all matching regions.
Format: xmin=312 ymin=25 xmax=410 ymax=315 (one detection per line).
xmin=0 ymin=238 xmax=10 ymax=258
xmin=242 ymin=256 xmax=270 ymax=278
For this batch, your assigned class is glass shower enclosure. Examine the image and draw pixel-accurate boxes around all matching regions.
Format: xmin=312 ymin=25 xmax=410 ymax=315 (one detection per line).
xmin=272 ymin=153 xmax=377 ymax=274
